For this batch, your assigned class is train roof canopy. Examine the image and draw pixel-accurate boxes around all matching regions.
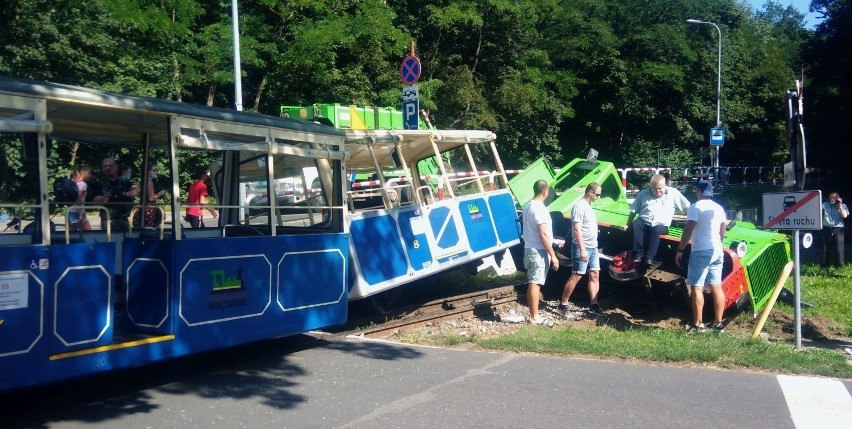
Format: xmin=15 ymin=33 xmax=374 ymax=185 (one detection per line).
xmin=343 ymin=129 xmax=496 ymax=169
xmin=0 ymin=75 xmax=345 ymax=158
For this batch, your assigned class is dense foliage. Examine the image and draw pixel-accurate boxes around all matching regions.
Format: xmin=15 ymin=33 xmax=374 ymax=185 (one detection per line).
xmin=0 ymin=0 xmax=848 ymax=197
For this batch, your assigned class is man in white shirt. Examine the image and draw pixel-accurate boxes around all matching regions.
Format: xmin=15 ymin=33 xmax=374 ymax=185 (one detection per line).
xmin=522 ymin=179 xmax=559 ymax=324
xmin=675 ymin=180 xmax=727 ymax=333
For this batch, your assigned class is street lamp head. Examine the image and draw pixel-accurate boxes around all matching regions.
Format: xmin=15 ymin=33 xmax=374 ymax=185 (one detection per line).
xmin=686 ymin=19 xmax=704 ymax=24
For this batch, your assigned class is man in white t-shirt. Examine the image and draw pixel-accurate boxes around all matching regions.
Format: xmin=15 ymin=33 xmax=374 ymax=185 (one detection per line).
xmin=675 ymin=180 xmax=727 ymax=333
xmin=522 ymin=179 xmax=559 ymax=325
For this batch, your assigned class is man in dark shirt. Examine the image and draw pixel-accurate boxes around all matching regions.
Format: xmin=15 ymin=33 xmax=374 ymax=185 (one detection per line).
xmin=92 ymin=157 xmax=140 ymax=231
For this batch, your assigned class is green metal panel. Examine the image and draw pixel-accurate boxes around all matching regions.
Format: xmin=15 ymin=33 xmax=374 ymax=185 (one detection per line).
xmin=280 ymin=106 xmax=313 ymax=121
xmin=507 ymin=158 xmax=555 ymax=208
xmin=666 ymin=223 xmax=791 ymax=312
xmin=354 ymin=106 xmax=376 ymax=129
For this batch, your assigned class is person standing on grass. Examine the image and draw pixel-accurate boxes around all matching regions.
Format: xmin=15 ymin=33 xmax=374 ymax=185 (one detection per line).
xmin=821 ymin=192 xmax=848 ymax=267
xmin=522 ymin=179 xmax=559 ymax=325
xmin=559 ymin=182 xmax=606 ymax=319
xmin=675 ymin=180 xmax=727 ymax=333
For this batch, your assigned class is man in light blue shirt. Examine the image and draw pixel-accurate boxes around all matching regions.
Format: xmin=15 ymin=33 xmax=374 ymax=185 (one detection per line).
xmin=627 ymin=174 xmax=690 ymax=264
xmin=822 ymin=192 xmax=848 ymax=267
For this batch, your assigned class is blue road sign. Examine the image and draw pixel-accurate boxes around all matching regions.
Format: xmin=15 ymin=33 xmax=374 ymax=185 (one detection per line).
xmin=710 ymin=127 xmax=725 ymax=146
xmin=403 ymin=85 xmax=419 ymax=130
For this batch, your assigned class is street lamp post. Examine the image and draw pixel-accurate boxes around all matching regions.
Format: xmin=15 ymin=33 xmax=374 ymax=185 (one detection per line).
xmin=232 ymin=0 xmax=243 ymax=111
xmin=686 ymin=19 xmax=722 ymax=177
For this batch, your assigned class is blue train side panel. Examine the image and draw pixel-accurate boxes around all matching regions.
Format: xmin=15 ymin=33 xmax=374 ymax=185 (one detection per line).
xmin=489 ymin=193 xmax=521 ymax=244
xmin=347 ymin=189 xmax=520 ymax=299
xmin=349 ymin=214 xmax=409 ymax=284
xmin=0 ymin=233 xmax=349 ymax=392
xmin=50 ymin=243 xmax=116 ymax=353
xmin=0 ymin=246 xmax=52 ymax=390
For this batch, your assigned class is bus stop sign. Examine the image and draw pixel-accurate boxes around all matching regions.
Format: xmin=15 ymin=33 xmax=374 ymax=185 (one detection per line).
xmin=710 ymin=127 xmax=725 ymax=146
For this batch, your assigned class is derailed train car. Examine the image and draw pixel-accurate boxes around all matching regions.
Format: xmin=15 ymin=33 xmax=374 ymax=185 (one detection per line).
xmin=281 ymin=104 xmax=521 ymax=303
xmin=508 ymin=155 xmax=791 ymax=313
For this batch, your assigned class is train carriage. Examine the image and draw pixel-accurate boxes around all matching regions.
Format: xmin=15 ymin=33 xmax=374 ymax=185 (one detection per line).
xmin=277 ymin=104 xmax=521 ymax=301
xmin=0 ymin=76 xmax=350 ymax=392
xmin=342 ymin=128 xmax=520 ymax=300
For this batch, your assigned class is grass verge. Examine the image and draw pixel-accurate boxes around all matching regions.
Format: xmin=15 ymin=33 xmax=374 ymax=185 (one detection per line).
xmin=473 ymin=325 xmax=852 ymax=378
xmin=395 ymin=263 xmax=852 ymax=378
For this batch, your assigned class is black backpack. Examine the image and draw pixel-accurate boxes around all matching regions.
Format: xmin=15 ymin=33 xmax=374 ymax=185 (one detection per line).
xmin=53 ymin=177 xmax=79 ymax=204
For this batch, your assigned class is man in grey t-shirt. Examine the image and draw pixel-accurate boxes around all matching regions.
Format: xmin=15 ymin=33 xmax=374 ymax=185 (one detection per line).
xmin=557 ymin=182 xmax=606 ymax=319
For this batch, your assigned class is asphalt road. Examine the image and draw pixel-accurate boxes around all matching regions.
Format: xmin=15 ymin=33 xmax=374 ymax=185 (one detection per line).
xmin=2 ymin=333 xmax=851 ymax=428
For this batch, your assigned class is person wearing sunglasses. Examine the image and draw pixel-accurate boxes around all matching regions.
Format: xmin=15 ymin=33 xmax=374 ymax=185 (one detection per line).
xmin=558 ymin=182 xmax=606 ymax=319
xmin=627 ymin=174 xmax=690 ymax=266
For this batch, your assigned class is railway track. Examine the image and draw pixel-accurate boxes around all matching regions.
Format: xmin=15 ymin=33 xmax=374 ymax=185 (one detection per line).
xmin=337 ymin=284 xmax=527 ymax=339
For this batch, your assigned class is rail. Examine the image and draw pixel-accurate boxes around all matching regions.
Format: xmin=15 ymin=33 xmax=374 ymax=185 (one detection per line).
xmin=341 ymin=285 xmax=523 ymax=338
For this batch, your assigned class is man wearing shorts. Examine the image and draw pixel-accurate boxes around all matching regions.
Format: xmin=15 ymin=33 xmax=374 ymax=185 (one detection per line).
xmin=522 ymin=179 xmax=559 ymax=324
xmin=675 ymin=180 xmax=727 ymax=333
xmin=559 ymin=182 xmax=605 ymax=318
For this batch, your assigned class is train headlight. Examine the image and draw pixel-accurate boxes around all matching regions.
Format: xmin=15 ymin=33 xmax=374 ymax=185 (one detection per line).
xmin=729 ymin=241 xmax=747 ymax=258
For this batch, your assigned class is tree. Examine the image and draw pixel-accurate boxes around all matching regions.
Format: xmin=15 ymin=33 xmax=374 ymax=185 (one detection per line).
xmin=803 ymin=0 xmax=852 ymax=191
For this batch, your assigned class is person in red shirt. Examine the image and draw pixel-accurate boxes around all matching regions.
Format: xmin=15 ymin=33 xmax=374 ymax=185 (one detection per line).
xmin=185 ymin=168 xmax=218 ymax=228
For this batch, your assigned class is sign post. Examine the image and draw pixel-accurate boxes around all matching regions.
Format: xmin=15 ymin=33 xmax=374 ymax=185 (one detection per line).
xmin=762 ymin=190 xmax=822 ymax=350
xmin=400 ymin=43 xmax=422 ymax=130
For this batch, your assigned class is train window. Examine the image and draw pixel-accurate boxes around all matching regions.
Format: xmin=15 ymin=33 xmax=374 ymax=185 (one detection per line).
xmin=0 ymin=133 xmax=40 ymax=244
xmin=239 ymin=153 xmax=330 ymax=230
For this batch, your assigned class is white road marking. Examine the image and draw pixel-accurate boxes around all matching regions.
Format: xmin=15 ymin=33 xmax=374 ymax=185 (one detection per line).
xmin=777 ymin=374 xmax=852 ymax=429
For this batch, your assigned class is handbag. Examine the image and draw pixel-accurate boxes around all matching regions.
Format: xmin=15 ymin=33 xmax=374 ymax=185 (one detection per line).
xmin=132 ymin=206 xmax=162 ymax=227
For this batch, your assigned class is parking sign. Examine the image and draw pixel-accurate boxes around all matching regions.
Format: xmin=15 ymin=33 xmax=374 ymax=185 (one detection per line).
xmin=402 ymin=85 xmax=419 ymax=130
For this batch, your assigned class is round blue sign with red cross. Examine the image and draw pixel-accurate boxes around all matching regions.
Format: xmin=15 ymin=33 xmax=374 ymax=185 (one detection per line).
xmin=400 ymin=55 xmax=421 ymax=86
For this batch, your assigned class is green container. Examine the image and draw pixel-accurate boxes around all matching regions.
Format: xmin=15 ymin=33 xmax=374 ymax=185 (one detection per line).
xmin=281 ymin=103 xmax=427 ymax=130
xmin=280 ymin=106 xmax=313 ymax=121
